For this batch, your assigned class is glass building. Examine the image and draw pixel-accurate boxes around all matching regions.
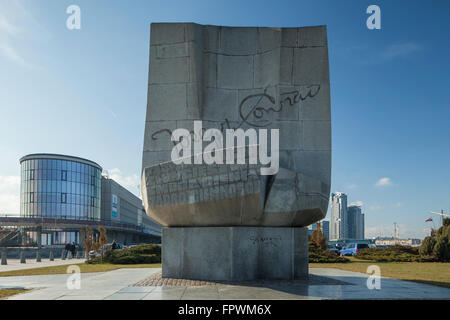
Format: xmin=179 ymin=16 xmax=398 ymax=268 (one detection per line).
xmin=20 ymin=154 xmax=102 ymax=221
xmin=8 ymin=153 xmax=161 ymax=246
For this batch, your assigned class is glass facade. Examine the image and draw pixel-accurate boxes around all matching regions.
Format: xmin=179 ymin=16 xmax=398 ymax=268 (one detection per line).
xmin=20 ymin=155 xmax=102 ymax=221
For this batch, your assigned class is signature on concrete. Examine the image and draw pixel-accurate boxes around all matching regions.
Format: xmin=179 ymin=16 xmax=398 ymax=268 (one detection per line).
xmin=239 ymin=85 xmax=321 ymax=127
xmin=150 ymin=85 xmax=320 ymax=143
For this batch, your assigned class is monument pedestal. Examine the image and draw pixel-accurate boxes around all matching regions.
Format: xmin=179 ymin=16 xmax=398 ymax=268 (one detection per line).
xmin=162 ymin=227 xmax=308 ymax=281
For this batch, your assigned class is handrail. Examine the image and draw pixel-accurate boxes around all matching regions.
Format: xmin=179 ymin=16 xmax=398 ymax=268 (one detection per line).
xmin=0 ymin=215 xmax=156 ymax=234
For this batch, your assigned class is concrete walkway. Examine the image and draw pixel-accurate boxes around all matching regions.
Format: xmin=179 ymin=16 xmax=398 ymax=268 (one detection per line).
xmin=0 ymin=259 xmax=86 ymax=272
xmin=1 ymin=268 xmax=449 ymax=300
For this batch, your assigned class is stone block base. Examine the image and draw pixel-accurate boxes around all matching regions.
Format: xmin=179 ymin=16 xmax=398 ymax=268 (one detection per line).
xmin=162 ymin=227 xmax=308 ymax=281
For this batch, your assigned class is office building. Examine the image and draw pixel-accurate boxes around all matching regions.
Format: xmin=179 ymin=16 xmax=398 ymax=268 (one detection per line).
xmin=0 ymin=153 xmax=161 ymax=247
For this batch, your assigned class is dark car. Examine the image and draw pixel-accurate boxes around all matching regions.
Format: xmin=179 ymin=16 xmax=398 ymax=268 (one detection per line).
xmin=327 ymin=245 xmax=340 ymax=255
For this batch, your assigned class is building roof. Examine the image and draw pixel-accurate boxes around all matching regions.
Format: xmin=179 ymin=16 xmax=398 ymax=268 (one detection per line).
xmin=19 ymin=153 xmax=102 ymax=170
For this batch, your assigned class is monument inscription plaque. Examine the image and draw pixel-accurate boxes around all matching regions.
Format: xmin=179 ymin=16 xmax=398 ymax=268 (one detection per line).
xmin=141 ymin=23 xmax=331 ymax=280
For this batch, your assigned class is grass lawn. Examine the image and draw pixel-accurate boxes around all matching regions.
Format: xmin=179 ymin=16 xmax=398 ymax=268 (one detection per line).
xmin=310 ymin=258 xmax=450 ymax=289
xmin=0 ymin=263 xmax=161 ymax=277
xmin=0 ymin=289 xmax=29 ymax=300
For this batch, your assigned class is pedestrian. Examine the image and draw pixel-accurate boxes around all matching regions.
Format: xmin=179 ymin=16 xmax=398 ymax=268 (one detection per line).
xmin=71 ymin=242 xmax=76 ymax=258
xmin=64 ymin=243 xmax=71 ymax=259
xmin=112 ymin=239 xmax=117 ymax=250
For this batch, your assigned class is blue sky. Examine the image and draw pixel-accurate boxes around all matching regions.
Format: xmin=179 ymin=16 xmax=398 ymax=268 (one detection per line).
xmin=0 ymin=0 xmax=449 ymax=238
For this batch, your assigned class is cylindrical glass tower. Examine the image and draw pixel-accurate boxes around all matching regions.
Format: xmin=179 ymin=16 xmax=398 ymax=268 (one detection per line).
xmin=20 ymin=154 xmax=102 ymax=221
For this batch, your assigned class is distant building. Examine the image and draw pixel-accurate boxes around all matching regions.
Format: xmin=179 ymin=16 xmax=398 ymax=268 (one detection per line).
xmin=331 ymin=192 xmax=365 ymax=241
xmin=322 ymin=220 xmax=330 ymax=239
xmin=330 ymin=192 xmax=347 ymax=240
xmin=375 ymin=237 xmax=422 ymax=247
xmin=347 ymin=205 xmax=364 ymax=240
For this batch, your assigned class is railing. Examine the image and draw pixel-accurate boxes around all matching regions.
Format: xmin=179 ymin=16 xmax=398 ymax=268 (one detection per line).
xmin=0 ymin=214 xmax=156 ymax=235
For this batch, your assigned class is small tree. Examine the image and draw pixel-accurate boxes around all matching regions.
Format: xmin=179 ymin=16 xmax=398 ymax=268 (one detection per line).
xmin=311 ymin=222 xmax=327 ymax=250
xmin=421 ymin=220 xmax=450 ymax=262
xmin=419 ymin=236 xmax=436 ymax=256
xmin=433 ymin=229 xmax=449 ymax=262
xmin=98 ymin=226 xmax=107 ymax=263
xmin=83 ymin=226 xmax=95 ymax=261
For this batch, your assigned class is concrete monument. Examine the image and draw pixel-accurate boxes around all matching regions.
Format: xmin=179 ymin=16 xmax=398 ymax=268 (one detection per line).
xmin=141 ymin=23 xmax=331 ymax=281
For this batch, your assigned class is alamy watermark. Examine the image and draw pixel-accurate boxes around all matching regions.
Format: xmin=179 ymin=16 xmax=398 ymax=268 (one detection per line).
xmin=170 ymin=121 xmax=279 ymax=175
xmin=66 ymin=5 xmax=81 ymax=30
xmin=366 ymin=5 xmax=381 ymax=30
xmin=366 ymin=265 xmax=381 ymax=290
xmin=66 ymin=265 xmax=81 ymax=290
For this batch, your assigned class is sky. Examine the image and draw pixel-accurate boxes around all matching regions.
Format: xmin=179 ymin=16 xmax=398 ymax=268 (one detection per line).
xmin=0 ymin=0 xmax=449 ymax=239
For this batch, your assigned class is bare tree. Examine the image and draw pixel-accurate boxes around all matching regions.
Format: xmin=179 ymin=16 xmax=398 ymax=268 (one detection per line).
xmin=98 ymin=226 xmax=107 ymax=263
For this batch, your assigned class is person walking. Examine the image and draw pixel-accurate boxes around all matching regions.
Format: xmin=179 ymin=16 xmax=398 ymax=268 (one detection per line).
xmin=111 ymin=240 xmax=117 ymax=250
xmin=70 ymin=242 xmax=76 ymax=258
xmin=64 ymin=243 xmax=71 ymax=259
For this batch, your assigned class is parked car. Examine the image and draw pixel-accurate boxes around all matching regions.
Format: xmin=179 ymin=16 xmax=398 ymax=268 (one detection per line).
xmin=339 ymin=243 xmax=369 ymax=256
xmin=327 ymin=245 xmax=340 ymax=255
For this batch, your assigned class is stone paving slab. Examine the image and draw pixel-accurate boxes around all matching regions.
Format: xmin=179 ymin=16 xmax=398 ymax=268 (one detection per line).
xmin=3 ymin=267 xmax=450 ymax=300
xmin=133 ymin=271 xmax=350 ymax=287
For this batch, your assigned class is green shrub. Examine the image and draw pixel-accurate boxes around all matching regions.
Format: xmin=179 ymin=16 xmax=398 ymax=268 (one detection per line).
xmin=419 ymin=237 xmax=436 ymax=256
xmin=419 ymin=220 xmax=450 ymax=262
xmin=357 ymin=245 xmax=434 ymax=262
xmin=88 ymin=244 xmax=161 ymax=264
xmin=308 ymin=241 xmax=349 ymax=263
xmin=433 ymin=234 xmax=449 ymax=262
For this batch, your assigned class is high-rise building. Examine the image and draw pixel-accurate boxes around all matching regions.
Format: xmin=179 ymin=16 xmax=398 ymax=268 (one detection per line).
xmin=330 ymin=192 xmax=347 ymax=240
xmin=330 ymin=193 xmax=365 ymax=241
xmin=322 ymin=220 xmax=330 ymax=240
xmin=347 ymin=205 xmax=365 ymax=239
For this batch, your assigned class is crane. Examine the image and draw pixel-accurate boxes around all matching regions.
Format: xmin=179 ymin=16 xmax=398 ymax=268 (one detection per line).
xmin=430 ymin=210 xmax=450 ymax=227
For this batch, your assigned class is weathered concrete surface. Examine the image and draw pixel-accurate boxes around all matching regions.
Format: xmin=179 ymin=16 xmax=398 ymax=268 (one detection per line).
xmin=162 ymin=227 xmax=308 ymax=281
xmin=141 ymin=23 xmax=331 ymax=228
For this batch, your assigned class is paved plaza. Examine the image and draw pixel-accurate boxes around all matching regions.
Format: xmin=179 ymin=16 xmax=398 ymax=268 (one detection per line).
xmin=0 ymin=258 xmax=86 ymax=272
xmin=1 ymin=267 xmax=449 ymax=300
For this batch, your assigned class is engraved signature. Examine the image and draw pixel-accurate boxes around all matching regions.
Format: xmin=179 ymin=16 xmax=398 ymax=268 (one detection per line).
xmin=150 ymin=85 xmax=320 ymax=142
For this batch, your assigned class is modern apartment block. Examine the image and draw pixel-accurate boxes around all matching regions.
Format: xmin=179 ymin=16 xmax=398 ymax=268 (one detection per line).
xmin=330 ymin=192 xmax=347 ymax=240
xmin=347 ymin=205 xmax=365 ymax=240
xmin=330 ymin=192 xmax=365 ymax=241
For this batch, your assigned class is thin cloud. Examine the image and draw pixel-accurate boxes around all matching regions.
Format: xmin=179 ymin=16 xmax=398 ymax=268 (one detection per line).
xmin=382 ymin=42 xmax=422 ymax=60
xmin=0 ymin=15 xmax=21 ymax=36
xmin=0 ymin=42 xmax=39 ymax=70
xmin=368 ymin=204 xmax=382 ymax=211
xmin=394 ymin=202 xmax=404 ymax=208
xmin=375 ymin=177 xmax=392 ymax=187
xmin=346 ymin=183 xmax=358 ymax=190
xmin=349 ymin=200 xmax=363 ymax=207
xmin=0 ymin=175 xmax=20 ymax=214
xmin=0 ymin=0 xmax=45 ymax=70
xmin=106 ymin=168 xmax=141 ymax=198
